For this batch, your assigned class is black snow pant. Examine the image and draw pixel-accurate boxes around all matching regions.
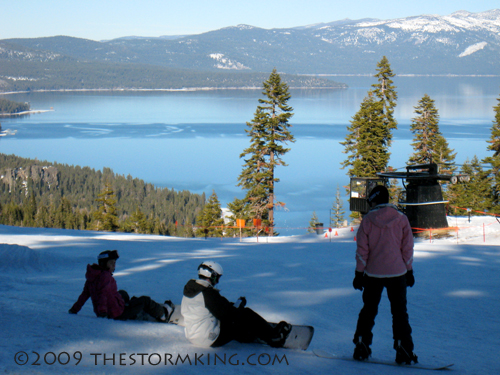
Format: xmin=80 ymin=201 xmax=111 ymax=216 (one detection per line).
xmin=354 ymin=274 xmax=413 ymax=351
xmin=212 ymin=307 xmax=275 ymax=347
xmin=115 ymin=292 xmax=165 ymax=321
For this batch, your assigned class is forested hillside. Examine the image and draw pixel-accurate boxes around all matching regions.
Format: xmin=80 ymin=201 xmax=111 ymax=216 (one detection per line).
xmin=0 ymin=154 xmax=205 ymax=236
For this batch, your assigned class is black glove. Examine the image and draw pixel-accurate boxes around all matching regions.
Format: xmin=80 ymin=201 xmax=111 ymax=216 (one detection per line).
xmin=234 ymin=297 xmax=247 ymax=309
xmin=68 ymin=308 xmax=77 ymax=314
xmin=353 ymin=271 xmax=364 ymax=291
xmin=406 ymin=270 xmax=415 ymax=287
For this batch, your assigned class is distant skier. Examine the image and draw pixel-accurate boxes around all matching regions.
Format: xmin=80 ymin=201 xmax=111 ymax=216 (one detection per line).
xmin=181 ymin=260 xmax=291 ymax=348
xmin=69 ymin=250 xmax=173 ymax=322
xmin=352 ymin=185 xmax=418 ymax=364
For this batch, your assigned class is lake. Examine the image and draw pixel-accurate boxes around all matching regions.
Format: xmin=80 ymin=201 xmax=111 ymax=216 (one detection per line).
xmin=1 ymin=76 xmax=499 ymax=235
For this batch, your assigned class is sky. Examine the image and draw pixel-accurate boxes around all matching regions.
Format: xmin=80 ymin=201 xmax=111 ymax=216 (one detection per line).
xmin=1 ymin=0 xmax=499 ymax=41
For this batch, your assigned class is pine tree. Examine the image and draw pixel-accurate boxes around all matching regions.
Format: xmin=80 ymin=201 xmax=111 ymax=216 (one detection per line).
xmin=372 ymin=56 xmax=398 ymax=144
xmin=195 ymin=190 xmax=224 ymax=237
xmin=341 ymin=94 xmax=388 ymax=177
xmin=226 ymin=197 xmax=252 ymax=237
xmin=447 ymin=156 xmax=492 ymax=214
xmin=483 ymin=93 xmax=500 ymax=214
xmin=93 ymin=182 xmax=119 ymax=231
xmin=308 ymin=211 xmax=320 ymax=234
xmin=237 ymin=69 xmax=295 ymax=235
xmin=331 ymin=185 xmax=345 ymax=228
xmin=408 ymin=94 xmax=456 ymax=168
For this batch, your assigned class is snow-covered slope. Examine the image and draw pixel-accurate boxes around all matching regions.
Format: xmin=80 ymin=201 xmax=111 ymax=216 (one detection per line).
xmin=0 ymin=215 xmax=499 ymax=374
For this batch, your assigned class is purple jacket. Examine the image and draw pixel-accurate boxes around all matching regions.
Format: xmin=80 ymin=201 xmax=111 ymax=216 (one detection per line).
xmin=70 ymin=264 xmax=125 ymax=318
xmin=356 ymin=204 xmax=414 ymax=277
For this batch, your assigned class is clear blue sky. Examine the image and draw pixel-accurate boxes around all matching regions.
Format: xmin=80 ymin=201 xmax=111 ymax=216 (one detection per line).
xmin=1 ymin=0 xmax=498 ymax=41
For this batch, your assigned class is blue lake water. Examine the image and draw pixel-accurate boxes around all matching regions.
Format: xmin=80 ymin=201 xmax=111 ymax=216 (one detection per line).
xmin=1 ymin=76 xmax=499 ymax=234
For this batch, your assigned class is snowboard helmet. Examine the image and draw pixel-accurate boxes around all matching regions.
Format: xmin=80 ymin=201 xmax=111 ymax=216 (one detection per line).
xmin=198 ymin=261 xmax=223 ymax=285
xmin=367 ymin=185 xmax=390 ymax=206
xmin=97 ymin=250 xmax=119 ymax=269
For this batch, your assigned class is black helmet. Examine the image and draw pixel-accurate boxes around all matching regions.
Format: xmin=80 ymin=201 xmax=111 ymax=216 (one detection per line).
xmin=367 ymin=185 xmax=389 ymax=205
xmin=97 ymin=250 xmax=119 ymax=269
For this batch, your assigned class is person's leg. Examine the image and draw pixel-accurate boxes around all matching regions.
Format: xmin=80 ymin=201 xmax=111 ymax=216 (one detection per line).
xmin=117 ymin=296 xmax=165 ymax=321
xmin=386 ymin=275 xmax=416 ymax=363
xmin=354 ymin=276 xmax=384 ymax=347
xmin=212 ymin=307 xmax=277 ymax=347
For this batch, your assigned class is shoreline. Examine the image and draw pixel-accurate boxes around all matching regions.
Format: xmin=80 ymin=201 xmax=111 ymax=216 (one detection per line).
xmin=0 ymin=85 xmax=347 ymax=96
xmin=0 ymin=109 xmax=54 ymax=117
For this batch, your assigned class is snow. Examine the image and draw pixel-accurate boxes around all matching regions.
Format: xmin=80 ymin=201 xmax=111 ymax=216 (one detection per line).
xmin=459 ymin=42 xmax=488 ymax=57
xmin=1 ymin=215 xmax=499 ymax=374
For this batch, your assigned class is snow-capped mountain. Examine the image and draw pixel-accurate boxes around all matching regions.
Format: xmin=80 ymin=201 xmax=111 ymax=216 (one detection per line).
xmin=2 ymin=9 xmax=500 ymax=75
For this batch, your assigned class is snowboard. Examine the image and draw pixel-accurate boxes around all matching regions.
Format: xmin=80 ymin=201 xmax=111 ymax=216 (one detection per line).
xmin=264 ymin=323 xmax=314 ymax=350
xmin=313 ymin=349 xmax=453 ymax=371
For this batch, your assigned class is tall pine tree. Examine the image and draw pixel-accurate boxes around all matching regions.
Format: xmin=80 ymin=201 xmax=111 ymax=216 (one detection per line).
xmin=408 ymin=94 xmax=456 ymax=168
xmin=372 ymin=56 xmax=398 ymax=145
xmin=93 ymin=182 xmax=119 ymax=231
xmin=237 ymin=69 xmax=295 ymax=235
xmin=195 ymin=190 xmax=224 ymax=238
xmin=341 ymin=94 xmax=388 ymax=177
xmin=483 ymin=93 xmax=500 ymax=214
xmin=341 ymin=57 xmax=397 ymax=178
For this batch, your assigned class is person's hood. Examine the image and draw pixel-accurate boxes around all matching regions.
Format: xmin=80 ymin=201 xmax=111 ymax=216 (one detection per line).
xmin=365 ymin=204 xmax=403 ymax=229
xmin=85 ymin=263 xmax=106 ymax=282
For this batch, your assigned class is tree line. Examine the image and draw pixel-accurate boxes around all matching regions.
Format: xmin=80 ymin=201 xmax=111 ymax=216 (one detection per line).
xmin=0 ymin=98 xmax=30 ymax=114
xmin=0 ymin=154 xmax=205 ymax=236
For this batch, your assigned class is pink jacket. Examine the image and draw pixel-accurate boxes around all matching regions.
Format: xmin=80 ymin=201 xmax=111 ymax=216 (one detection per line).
xmin=70 ymin=264 xmax=125 ymax=318
xmin=356 ymin=204 xmax=414 ymax=277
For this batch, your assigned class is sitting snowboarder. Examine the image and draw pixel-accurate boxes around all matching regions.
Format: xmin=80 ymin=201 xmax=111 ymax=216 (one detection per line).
xmin=181 ymin=260 xmax=291 ymax=348
xmin=69 ymin=250 xmax=173 ymax=322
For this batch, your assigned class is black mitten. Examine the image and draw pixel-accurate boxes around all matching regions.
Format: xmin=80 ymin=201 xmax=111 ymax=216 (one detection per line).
xmin=353 ymin=271 xmax=364 ymax=291
xmin=406 ymin=270 xmax=415 ymax=287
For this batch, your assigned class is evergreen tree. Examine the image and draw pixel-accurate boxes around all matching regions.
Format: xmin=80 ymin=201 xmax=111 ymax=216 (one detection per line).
xmin=308 ymin=211 xmax=320 ymax=234
xmin=372 ymin=56 xmax=398 ymax=144
xmin=93 ymin=182 xmax=119 ymax=231
xmin=331 ymin=185 xmax=345 ymax=228
xmin=237 ymin=69 xmax=295 ymax=235
xmin=447 ymin=156 xmax=492 ymax=214
xmin=341 ymin=94 xmax=388 ymax=177
xmin=483 ymin=93 xmax=500 ymax=214
xmin=408 ymin=94 xmax=456 ymax=168
xmin=226 ymin=197 xmax=252 ymax=237
xmin=195 ymin=190 xmax=224 ymax=238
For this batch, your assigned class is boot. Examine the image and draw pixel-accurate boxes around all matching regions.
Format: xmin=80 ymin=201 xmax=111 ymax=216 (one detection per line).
xmin=269 ymin=321 xmax=292 ymax=348
xmin=395 ymin=340 xmax=418 ymax=365
xmin=353 ymin=337 xmax=371 ymax=361
xmin=158 ymin=300 xmax=174 ymax=322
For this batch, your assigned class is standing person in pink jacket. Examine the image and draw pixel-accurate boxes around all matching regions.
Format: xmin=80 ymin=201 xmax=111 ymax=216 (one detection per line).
xmin=352 ymin=185 xmax=418 ymax=365
xmin=69 ymin=250 xmax=173 ymax=322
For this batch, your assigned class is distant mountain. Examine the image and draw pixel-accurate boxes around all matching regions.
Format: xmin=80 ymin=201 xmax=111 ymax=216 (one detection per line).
xmin=1 ymin=9 xmax=500 ymax=78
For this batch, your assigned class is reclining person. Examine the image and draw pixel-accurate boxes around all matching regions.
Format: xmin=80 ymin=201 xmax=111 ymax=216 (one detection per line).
xmin=69 ymin=250 xmax=173 ymax=322
xmin=181 ymin=260 xmax=291 ymax=348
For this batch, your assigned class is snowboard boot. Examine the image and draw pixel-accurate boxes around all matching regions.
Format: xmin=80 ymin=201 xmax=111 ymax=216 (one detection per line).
xmin=353 ymin=337 xmax=371 ymax=361
xmin=158 ymin=300 xmax=174 ymax=323
xmin=269 ymin=321 xmax=292 ymax=348
xmin=395 ymin=340 xmax=418 ymax=365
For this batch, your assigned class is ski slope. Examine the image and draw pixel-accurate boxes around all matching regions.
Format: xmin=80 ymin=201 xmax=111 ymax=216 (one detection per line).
xmin=0 ymin=215 xmax=499 ymax=374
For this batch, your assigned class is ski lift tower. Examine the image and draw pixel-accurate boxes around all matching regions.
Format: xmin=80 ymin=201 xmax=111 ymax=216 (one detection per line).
xmin=378 ymin=163 xmax=469 ymax=231
xmin=349 ymin=163 xmax=469 ymax=232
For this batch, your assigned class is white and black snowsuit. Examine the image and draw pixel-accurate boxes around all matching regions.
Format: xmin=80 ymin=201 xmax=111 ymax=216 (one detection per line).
xmin=181 ymin=279 xmax=275 ymax=348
